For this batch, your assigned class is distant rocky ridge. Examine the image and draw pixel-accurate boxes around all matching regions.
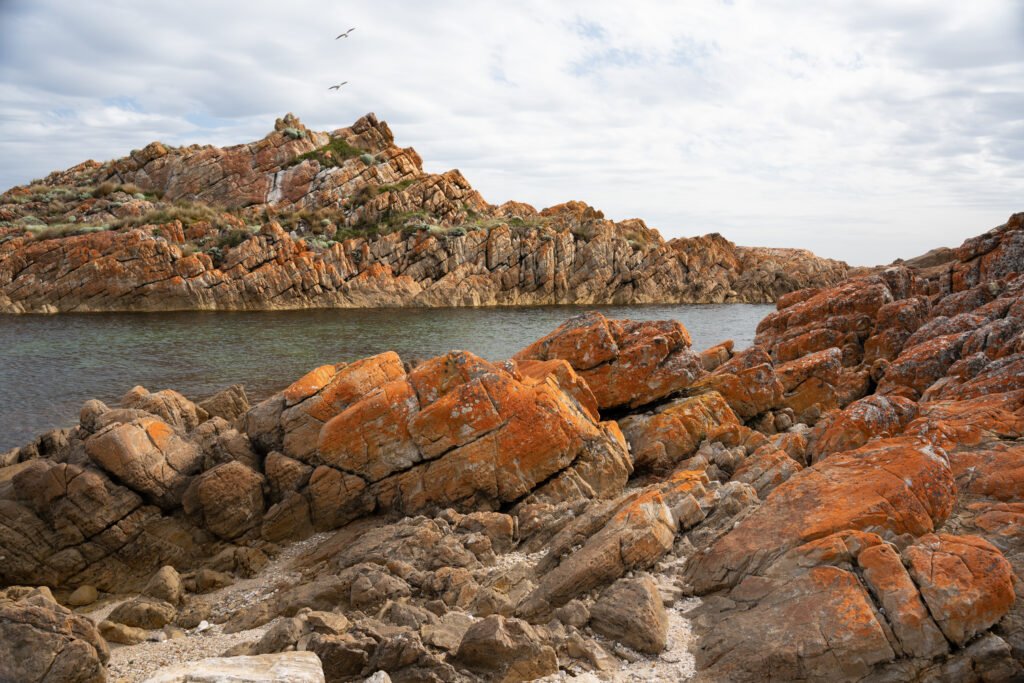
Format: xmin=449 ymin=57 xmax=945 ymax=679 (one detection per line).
xmin=0 ymin=113 xmax=847 ymax=313
xmin=0 ymin=213 xmax=1022 ymax=682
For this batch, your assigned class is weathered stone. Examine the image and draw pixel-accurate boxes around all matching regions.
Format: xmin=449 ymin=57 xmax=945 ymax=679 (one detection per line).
xmin=85 ymin=416 xmax=203 ymax=509
xmin=857 ymin=543 xmax=947 ymax=659
xmin=121 ymin=385 xmax=207 ymax=432
xmin=143 ymin=565 xmax=184 ymax=606
xmin=0 ymin=458 xmax=195 ymax=591
xmin=252 ymin=616 xmax=306 ymax=654
xmin=731 ymin=448 xmax=803 ymax=498
xmin=198 ymin=384 xmax=250 ymax=423
xmin=589 ymin=575 xmax=668 ymax=654
xmin=0 ymin=596 xmax=109 ymax=683
xmin=519 ymin=470 xmax=710 ymax=619
xmin=108 ymin=596 xmax=177 ymax=629
xmin=514 ymin=312 xmax=705 ymax=409
xmin=686 ymin=435 xmax=956 ymax=593
xmin=904 ymin=534 xmax=1015 ymax=646
xmin=619 ymin=391 xmax=740 ymax=471
xmin=99 ymin=619 xmax=149 ymax=645
xmin=456 ymin=615 xmax=559 ymax=681
xmin=66 ymin=584 xmax=98 ymax=607
xmin=686 ymin=347 xmax=784 ymax=419
xmin=142 ymin=651 xmax=325 ymax=683
xmin=182 ymin=461 xmax=265 ymax=540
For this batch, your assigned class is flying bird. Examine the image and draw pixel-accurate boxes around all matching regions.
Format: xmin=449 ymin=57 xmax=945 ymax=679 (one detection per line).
xmin=328 ymin=82 xmax=348 ymax=90
xmin=336 ymin=28 xmax=355 ymax=39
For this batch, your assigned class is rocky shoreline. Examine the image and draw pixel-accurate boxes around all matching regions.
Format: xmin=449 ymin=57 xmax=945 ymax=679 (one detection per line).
xmin=1 ymin=212 xmax=1022 ymax=682
xmin=0 ymin=114 xmax=847 ymax=314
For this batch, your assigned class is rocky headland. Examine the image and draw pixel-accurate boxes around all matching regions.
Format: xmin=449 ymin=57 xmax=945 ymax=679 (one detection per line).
xmin=0 ymin=211 xmax=1021 ymax=681
xmin=0 ymin=113 xmax=847 ymax=313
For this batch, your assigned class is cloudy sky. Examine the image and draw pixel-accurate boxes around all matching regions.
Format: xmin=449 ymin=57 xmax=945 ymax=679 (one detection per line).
xmin=1 ymin=1 xmax=1022 ymax=265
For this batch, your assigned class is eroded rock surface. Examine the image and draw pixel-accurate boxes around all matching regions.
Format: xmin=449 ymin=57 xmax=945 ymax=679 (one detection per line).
xmin=0 ymin=212 xmax=1022 ymax=682
xmin=0 ymin=114 xmax=848 ymax=314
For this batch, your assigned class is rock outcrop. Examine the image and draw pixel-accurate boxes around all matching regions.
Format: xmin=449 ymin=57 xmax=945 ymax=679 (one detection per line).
xmin=0 ymin=113 xmax=847 ymax=313
xmin=0 ymin=213 xmax=1021 ymax=681
xmin=0 ymin=587 xmax=109 ymax=683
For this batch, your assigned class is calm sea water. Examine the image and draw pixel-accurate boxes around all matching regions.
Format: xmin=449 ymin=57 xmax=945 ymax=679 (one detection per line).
xmin=0 ymin=304 xmax=772 ymax=451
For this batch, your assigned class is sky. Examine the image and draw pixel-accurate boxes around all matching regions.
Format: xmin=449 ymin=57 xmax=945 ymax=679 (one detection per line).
xmin=0 ymin=1 xmax=1022 ymax=265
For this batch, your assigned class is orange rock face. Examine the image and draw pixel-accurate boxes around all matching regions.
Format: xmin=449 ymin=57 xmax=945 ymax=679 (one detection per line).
xmin=685 ymin=434 xmax=956 ymax=593
xmin=857 ymin=542 xmax=948 ymax=659
xmin=775 ymin=347 xmax=844 ymax=423
xmin=685 ymin=347 xmax=784 ymax=420
xmin=513 ymin=312 xmax=705 ymax=410
xmin=807 ymin=394 xmax=919 ymax=462
xmin=618 ymin=391 xmax=740 ymax=471
xmin=682 ymin=216 xmax=1024 ymax=681
xmin=904 ymin=534 xmax=1015 ymax=646
xmin=250 ymin=349 xmax=633 ymax=534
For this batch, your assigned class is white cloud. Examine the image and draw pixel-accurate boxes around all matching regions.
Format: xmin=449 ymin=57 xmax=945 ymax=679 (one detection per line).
xmin=1 ymin=0 xmax=1021 ymax=264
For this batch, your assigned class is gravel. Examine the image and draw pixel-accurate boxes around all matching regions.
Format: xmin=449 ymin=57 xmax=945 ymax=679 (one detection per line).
xmin=97 ymin=532 xmax=334 ymax=683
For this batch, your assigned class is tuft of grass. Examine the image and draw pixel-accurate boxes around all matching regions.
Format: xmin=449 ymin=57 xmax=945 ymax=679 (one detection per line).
xmin=217 ymin=229 xmax=252 ymax=250
xmin=114 ymin=201 xmax=225 ymax=230
xmin=27 ymin=223 xmax=110 ymax=241
xmin=376 ymin=179 xmax=416 ymax=194
xmin=290 ymin=137 xmax=364 ymax=168
xmin=91 ymin=181 xmax=117 ymax=198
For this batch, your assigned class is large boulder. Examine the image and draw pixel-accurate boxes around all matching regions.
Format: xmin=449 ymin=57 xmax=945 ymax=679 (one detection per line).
xmin=618 ymin=391 xmax=740 ymax=471
xmin=198 ymin=383 xmax=250 ymax=422
xmin=904 ymin=534 xmax=1015 ymax=646
xmin=588 ymin=575 xmax=669 ymax=654
xmin=182 ymin=461 xmax=265 ymax=540
xmin=685 ymin=435 xmax=956 ymax=593
xmin=85 ymin=415 xmax=203 ymax=509
xmin=0 ymin=590 xmax=109 ymax=683
xmin=0 ymin=458 xmax=195 ymax=591
xmin=455 ymin=615 xmax=558 ymax=681
xmin=121 ymin=385 xmax=207 ymax=432
xmin=247 ymin=351 xmax=632 ymax=536
xmin=513 ymin=312 xmax=705 ymax=409
xmin=107 ymin=596 xmax=177 ymax=629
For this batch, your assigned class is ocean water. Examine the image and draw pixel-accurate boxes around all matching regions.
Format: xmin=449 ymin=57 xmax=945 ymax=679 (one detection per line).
xmin=0 ymin=304 xmax=772 ymax=450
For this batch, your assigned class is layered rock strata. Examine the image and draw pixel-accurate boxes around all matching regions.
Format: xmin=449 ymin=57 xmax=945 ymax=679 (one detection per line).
xmin=0 ymin=214 xmax=1020 ymax=681
xmin=0 ymin=113 xmax=847 ymax=313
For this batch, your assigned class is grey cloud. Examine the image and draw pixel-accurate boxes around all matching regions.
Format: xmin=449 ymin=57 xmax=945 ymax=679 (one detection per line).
xmin=0 ymin=0 xmax=1022 ymax=265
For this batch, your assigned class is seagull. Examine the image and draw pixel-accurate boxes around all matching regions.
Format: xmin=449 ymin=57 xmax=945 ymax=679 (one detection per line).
xmin=336 ymin=28 xmax=355 ymax=39
xmin=328 ymin=82 xmax=348 ymax=90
